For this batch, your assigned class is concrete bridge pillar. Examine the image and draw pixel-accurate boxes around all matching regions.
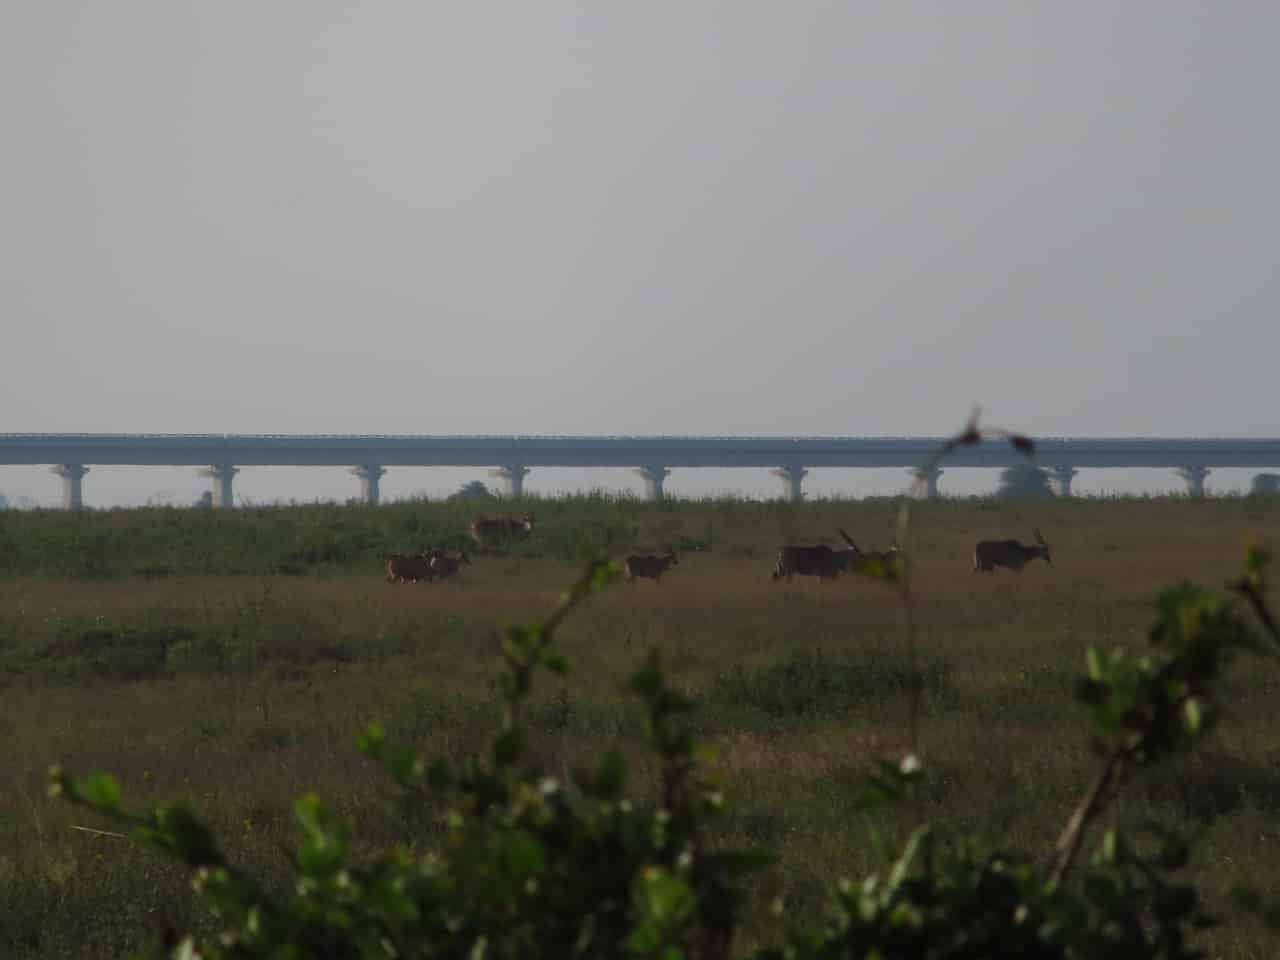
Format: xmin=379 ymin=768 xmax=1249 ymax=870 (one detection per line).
xmin=490 ymin=464 xmax=530 ymax=498
xmin=1050 ymin=466 xmax=1079 ymax=498
xmin=351 ymin=464 xmax=386 ymax=506
xmin=1176 ymin=465 xmax=1210 ymax=498
xmin=909 ymin=466 xmax=944 ymax=499
xmin=200 ymin=463 xmax=239 ymax=508
xmin=635 ymin=465 xmax=671 ymax=501
xmin=52 ymin=464 xmax=89 ymax=510
xmin=772 ymin=464 xmax=808 ymax=503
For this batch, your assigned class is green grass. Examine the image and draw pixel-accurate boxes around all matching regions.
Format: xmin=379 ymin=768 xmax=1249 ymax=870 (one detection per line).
xmin=1 ymin=495 xmax=1279 ymax=956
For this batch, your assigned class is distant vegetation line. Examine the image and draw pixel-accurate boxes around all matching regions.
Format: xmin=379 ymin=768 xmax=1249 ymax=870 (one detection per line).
xmin=0 ymin=493 xmax=1276 ymax=580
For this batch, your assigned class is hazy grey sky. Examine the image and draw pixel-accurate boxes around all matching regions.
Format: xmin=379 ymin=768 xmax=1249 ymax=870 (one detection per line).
xmin=2 ymin=3 xmax=1277 ymax=504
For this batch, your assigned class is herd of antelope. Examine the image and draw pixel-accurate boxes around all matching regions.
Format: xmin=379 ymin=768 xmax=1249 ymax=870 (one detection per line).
xmin=384 ymin=512 xmax=682 ymax=586
xmin=772 ymin=527 xmax=1051 ymax=580
xmin=385 ymin=510 xmax=1052 ymax=585
xmin=384 ymin=513 xmax=536 ymax=584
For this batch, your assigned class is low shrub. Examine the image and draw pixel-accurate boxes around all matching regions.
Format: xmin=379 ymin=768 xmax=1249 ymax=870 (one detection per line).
xmin=709 ymin=647 xmax=954 ymax=718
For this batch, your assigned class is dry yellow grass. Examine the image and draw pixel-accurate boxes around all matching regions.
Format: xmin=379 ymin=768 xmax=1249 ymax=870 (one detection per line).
xmin=2 ymin=497 xmax=1279 ymax=956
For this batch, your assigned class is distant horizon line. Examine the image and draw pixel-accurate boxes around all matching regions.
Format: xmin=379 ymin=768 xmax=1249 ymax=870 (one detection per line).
xmin=4 ymin=432 xmax=1279 ymax=441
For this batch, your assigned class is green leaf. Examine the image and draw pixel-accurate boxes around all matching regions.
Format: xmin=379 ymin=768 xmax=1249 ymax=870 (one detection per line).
xmin=849 ymin=555 xmax=899 ymax=583
xmin=629 ymin=865 xmax=698 ymax=957
xmin=427 ymin=758 xmax=453 ymax=790
xmin=385 ymin=746 xmax=424 ymax=787
xmin=590 ymin=559 xmax=623 ymax=590
xmin=493 ymin=728 xmax=525 ymax=767
xmin=634 ymin=865 xmax=696 ymax=926
xmin=593 ymin=750 xmax=627 ymax=799
xmin=294 ymin=792 xmax=324 ymax=835
xmin=355 ymin=722 xmax=385 ymax=755
xmin=1085 ymin=647 xmax=1103 ymax=681
xmin=629 ymin=659 xmax=665 ymax=699
xmin=45 ymin=765 xmax=69 ymax=800
xmin=358 ymin=724 xmax=424 ymax=786
xmin=541 ymin=651 xmax=570 ymax=675
xmin=143 ymin=805 xmax=226 ymax=868
xmin=294 ymin=793 xmax=349 ymax=876
xmin=1100 ymin=829 xmax=1118 ymax=863
xmin=501 ymin=830 xmax=545 ymax=878
xmin=81 ymin=773 xmax=122 ymax=813
xmin=854 ymin=774 xmax=903 ymax=811
xmin=887 ymin=826 xmax=930 ymax=892
xmin=1183 ymin=697 xmax=1203 ymax=734
xmin=1245 ymin=543 xmax=1271 ymax=577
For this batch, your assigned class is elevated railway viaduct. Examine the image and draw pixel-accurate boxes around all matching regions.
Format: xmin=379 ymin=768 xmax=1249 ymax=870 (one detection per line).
xmin=2 ymin=434 xmax=1278 ymax=508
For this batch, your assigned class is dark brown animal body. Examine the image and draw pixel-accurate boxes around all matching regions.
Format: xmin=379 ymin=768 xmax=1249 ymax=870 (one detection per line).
xmin=624 ymin=552 xmax=679 ymax=582
xmin=469 ymin=514 xmax=536 ymax=546
xmin=771 ymin=544 xmax=857 ymax=581
xmin=973 ymin=529 xmax=1052 ymax=572
xmin=429 ymin=551 xmax=472 ymax=580
xmin=385 ymin=553 xmax=433 ymax=584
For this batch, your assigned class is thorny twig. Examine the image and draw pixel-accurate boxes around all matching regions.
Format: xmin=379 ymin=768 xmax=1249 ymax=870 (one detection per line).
xmin=893 ymin=408 xmax=1037 ymax=755
xmin=1231 ymin=577 xmax=1280 ymax=646
xmin=1047 ymin=739 xmax=1135 ymax=888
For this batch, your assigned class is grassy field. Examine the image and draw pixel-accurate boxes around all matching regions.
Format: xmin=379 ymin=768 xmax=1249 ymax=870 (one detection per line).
xmin=2 ymin=495 xmax=1279 ymax=957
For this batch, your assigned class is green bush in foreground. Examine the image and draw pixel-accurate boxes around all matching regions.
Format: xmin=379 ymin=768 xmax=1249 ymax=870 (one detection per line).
xmin=47 ymin=421 xmax=1280 ymax=958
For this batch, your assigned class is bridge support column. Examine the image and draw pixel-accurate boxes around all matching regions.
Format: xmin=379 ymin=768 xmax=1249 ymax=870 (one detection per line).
xmin=490 ymin=464 xmax=530 ymax=498
xmin=200 ymin=463 xmax=239 ymax=508
xmin=772 ymin=464 xmax=807 ymax=503
xmin=1050 ymin=466 xmax=1079 ymax=498
xmin=52 ymin=464 xmax=89 ymax=510
xmin=909 ymin=466 xmax=944 ymax=499
xmin=351 ymin=464 xmax=386 ymax=506
xmin=1176 ymin=465 xmax=1210 ymax=498
xmin=635 ymin=465 xmax=671 ymax=501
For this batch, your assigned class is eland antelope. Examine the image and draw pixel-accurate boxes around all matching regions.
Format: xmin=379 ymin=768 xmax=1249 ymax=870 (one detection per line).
xmin=772 ymin=535 xmax=861 ymax=582
xmin=385 ymin=552 xmax=434 ymax=584
xmin=429 ymin=550 xmax=472 ymax=581
xmin=469 ymin=514 xmax=536 ymax=546
xmin=973 ymin=529 xmax=1051 ymax=573
xmin=624 ymin=552 xmax=679 ymax=582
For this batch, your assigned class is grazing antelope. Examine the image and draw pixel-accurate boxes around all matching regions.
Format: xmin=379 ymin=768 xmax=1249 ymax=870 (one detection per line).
xmin=772 ymin=539 xmax=860 ymax=582
xmin=429 ymin=550 xmax=472 ymax=581
xmin=469 ymin=514 xmax=536 ymax=546
xmin=385 ymin=552 xmax=434 ymax=584
xmin=973 ymin=529 xmax=1051 ymax=573
xmin=624 ymin=552 xmax=679 ymax=582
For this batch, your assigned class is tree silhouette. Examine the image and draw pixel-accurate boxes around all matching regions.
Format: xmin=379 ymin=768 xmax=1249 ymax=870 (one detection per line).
xmin=997 ymin=463 xmax=1054 ymax=499
xmin=1252 ymin=473 xmax=1280 ymax=495
xmin=449 ymin=479 xmax=496 ymax=502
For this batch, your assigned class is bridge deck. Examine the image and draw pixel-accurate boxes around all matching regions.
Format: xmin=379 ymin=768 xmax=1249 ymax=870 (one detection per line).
xmin=1 ymin=435 xmax=1278 ymax=468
